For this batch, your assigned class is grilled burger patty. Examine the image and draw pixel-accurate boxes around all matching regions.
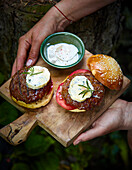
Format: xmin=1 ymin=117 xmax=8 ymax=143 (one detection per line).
xmin=61 ymin=72 xmax=105 ymax=110
xmin=10 ymin=67 xmax=53 ymax=104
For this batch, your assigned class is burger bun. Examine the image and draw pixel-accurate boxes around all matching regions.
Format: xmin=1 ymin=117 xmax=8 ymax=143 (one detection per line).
xmin=87 ymin=54 xmax=123 ymax=90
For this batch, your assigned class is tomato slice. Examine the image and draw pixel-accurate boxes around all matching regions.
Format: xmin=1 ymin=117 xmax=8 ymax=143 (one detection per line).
xmin=56 ymin=69 xmax=91 ymax=110
xmin=69 ymin=69 xmax=91 ymax=77
xmin=56 ymin=82 xmax=76 ymax=110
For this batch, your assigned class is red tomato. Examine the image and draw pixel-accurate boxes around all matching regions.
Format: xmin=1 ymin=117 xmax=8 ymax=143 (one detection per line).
xmin=56 ymin=69 xmax=91 ymax=110
xmin=56 ymin=82 xmax=76 ymax=110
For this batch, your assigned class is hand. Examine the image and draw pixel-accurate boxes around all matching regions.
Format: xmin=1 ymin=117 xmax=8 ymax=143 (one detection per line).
xmin=11 ymin=6 xmax=69 ymax=76
xmin=73 ymin=99 xmax=128 ymax=145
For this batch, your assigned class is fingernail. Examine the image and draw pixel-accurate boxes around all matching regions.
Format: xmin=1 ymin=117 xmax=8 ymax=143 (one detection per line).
xmin=26 ymin=59 xmax=32 ymax=66
xmin=74 ymin=140 xmax=81 ymax=145
xmin=92 ymin=122 xmax=96 ymax=128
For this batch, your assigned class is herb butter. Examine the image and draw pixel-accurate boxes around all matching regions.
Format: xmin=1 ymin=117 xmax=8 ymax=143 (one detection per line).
xmin=68 ymin=76 xmax=94 ymax=102
xmin=26 ymin=66 xmax=50 ymax=89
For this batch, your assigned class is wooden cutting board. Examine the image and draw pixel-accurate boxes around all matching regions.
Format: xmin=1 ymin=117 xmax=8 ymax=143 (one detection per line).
xmin=0 ymin=50 xmax=130 ymax=147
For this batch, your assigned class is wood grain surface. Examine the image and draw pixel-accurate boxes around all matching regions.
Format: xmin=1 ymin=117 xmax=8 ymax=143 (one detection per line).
xmin=0 ymin=50 xmax=131 ymax=147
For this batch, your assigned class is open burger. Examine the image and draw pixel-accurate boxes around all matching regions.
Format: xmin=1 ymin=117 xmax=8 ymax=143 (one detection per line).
xmin=56 ymin=69 xmax=105 ymax=112
xmin=10 ymin=66 xmax=53 ymax=109
xmin=56 ymin=54 xmax=123 ymax=112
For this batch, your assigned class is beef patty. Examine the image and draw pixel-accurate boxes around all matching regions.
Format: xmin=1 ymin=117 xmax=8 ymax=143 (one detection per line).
xmin=10 ymin=67 xmax=53 ymax=104
xmin=61 ymin=72 xmax=105 ymax=110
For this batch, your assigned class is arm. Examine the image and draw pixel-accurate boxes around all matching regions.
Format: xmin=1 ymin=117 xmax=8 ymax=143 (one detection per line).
xmin=73 ymin=99 xmax=132 ymax=150
xmin=57 ymin=0 xmax=116 ymax=22
xmin=11 ymin=0 xmax=116 ymax=76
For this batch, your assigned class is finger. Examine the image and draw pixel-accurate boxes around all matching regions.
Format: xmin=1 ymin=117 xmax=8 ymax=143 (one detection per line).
xmin=11 ymin=59 xmax=17 ymax=77
xmin=73 ymin=123 xmax=106 ymax=145
xmin=26 ymin=37 xmax=42 ymax=67
xmin=16 ymin=36 xmax=31 ymax=70
xmin=11 ymin=36 xmax=31 ymax=76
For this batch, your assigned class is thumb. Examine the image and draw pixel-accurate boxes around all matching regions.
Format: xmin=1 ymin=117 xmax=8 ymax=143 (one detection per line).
xmin=73 ymin=122 xmax=106 ymax=145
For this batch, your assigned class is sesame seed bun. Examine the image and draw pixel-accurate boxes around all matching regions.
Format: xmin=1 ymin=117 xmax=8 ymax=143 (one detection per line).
xmin=87 ymin=54 xmax=123 ymax=90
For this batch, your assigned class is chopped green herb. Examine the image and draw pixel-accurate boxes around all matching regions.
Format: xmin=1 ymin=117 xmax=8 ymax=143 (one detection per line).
xmin=78 ymin=79 xmax=94 ymax=98
xmin=21 ymin=67 xmax=43 ymax=76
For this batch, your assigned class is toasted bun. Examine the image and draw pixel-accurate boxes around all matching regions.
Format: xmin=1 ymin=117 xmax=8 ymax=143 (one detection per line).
xmin=87 ymin=54 xmax=123 ymax=90
xmin=11 ymin=88 xmax=53 ymax=109
xmin=69 ymin=108 xmax=86 ymax=112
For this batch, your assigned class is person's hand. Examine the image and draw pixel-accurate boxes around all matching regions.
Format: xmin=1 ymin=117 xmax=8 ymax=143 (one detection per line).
xmin=73 ymin=99 xmax=129 ymax=145
xmin=11 ymin=6 xmax=69 ymax=76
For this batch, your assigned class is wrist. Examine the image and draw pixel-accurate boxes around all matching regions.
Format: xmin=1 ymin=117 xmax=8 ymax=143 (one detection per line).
xmin=123 ymin=101 xmax=132 ymax=130
xmin=49 ymin=5 xmax=70 ymax=31
xmin=39 ymin=5 xmax=70 ymax=34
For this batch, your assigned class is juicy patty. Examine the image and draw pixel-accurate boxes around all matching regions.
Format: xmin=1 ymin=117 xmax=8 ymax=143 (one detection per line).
xmin=10 ymin=67 xmax=53 ymax=104
xmin=61 ymin=72 xmax=105 ymax=110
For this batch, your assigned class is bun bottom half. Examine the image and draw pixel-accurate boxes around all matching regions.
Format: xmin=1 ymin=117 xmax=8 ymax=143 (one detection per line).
xmin=11 ymin=88 xmax=54 ymax=109
xmin=69 ymin=109 xmax=86 ymax=112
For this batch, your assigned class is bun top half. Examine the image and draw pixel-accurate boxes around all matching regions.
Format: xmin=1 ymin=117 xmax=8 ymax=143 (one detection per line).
xmin=87 ymin=54 xmax=123 ymax=90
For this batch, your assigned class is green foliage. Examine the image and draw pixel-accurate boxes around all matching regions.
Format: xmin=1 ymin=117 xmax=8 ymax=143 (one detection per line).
xmin=24 ymin=129 xmax=55 ymax=156
xmin=0 ymin=109 xmax=131 ymax=170
xmin=110 ymin=132 xmax=129 ymax=166
xmin=32 ymin=152 xmax=59 ymax=170
xmin=0 ymin=101 xmax=18 ymax=125
xmin=11 ymin=163 xmax=30 ymax=170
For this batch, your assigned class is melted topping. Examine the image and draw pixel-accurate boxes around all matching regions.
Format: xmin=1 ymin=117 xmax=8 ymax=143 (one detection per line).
xmin=68 ymin=76 xmax=94 ymax=102
xmin=26 ymin=66 xmax=50 ymax=89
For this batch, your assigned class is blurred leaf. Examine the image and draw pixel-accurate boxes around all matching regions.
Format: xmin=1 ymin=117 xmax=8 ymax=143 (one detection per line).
xmin=32 ymin=152 xmax=59 ymax=170
xmin=111 ymin=144 xmax=119 ymax=156
xmin=71 ymin=162 xmax=83 ymax=170
xmin=24 ymin=132 xmax=55 ymax=156
xmin=0 ymin=101 xmax=18 ymax=125
xmin=11 ymin=163 xmax=30 ymax=170
xmin=101 ymin=143 xmax=110 ymax=157
xmin=10 ymin=145 xmax=27 ymax=160
xmin=110 ymin=131 xmax=129 ymax=166
xmin=54 ymin=143 xmax=65 ymax=158
xmin=110 ymin=131 xmax=122 ymax=140
xmin=0 ymin=72 xmax=4 ymax=85
xmin=115 ymin=138 xmax=129 ymax=167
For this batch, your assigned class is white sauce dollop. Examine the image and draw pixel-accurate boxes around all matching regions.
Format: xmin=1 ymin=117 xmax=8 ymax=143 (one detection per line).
xmin=47 ymin=43 xmax=79 ymax=66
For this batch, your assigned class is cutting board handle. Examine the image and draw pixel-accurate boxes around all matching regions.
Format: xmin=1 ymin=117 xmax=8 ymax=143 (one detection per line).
xmin=0 ymin=112 xmax=37 ymax=145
